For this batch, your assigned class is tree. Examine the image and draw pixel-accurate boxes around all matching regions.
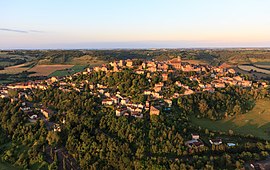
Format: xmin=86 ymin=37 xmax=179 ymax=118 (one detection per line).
xmin=198 ymin=99 xmax=208 ymax=114
xmin=46 ymin=131 xmax=60 ymax=146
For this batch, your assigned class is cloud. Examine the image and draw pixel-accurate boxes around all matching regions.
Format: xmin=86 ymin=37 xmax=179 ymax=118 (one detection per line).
xmin=29 ymin=30 xmax=45 ymax=33
xmin=0 ymin=28 xmax=44 ymax=33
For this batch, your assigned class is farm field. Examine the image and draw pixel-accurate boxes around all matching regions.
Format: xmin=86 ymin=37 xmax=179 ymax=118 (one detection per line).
xmin=254 ymin=63 xmax=270 ymax=69
xmin=28 ymin=65 xmax=73 ymax=77
xmin=0 ymin=62 xmax=34 ymax=74
xmin=238 ymin=65 xmax=270 ymax=74
xmin=48 ymin=65 xmax=86 ymax=77
xmin=190 ymin=99 xmax=270 ymax=140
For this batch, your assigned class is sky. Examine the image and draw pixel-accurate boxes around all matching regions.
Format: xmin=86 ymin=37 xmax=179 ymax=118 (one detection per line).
xmin=1 ymin=0 xmax=270 ymax=49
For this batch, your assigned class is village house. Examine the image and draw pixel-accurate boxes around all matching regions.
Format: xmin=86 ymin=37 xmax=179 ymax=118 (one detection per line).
xmin=198 ymin=83 xmax=206 ymax=89
xmin=228 ymin=68 xmax=236 ymax=74
xmin=98 ymin=89 xmax=105 ymax=94
xmin=191 ymin=133 xmax=200 ymax=140
xmin=102 ymin=99 xmax=114 ymax=105
xmin=261 ymin=82 xmax=268 ymax=88
xmin=144 ymin=90 xmax=152 ymax=95
xmin=240 ymin=80 xmax=252 ymax=87
xmin=50 ymin=77 xmax=58 ymax=83
xmin=154 ymin=82 xmax=164 ymax=92
xmin=131 ymin=112 xmax=143 ymax=118
xmin=162 ymin=73 xmax=168 ymax=81
xmin=209 ymin=138 xmax=222 ymax=145
xmin=150 ymin=106 xmax=160 ymax=116
xmin=152 ymin=92 xmax=163 ymax=99
xmin=203 ymin=87 xmax=215 ymax=93
xmin=7 ymin=82 xmax=33 ymax=89
xmin=113 ymin=65 xmax=120 ymax=72
xmin=168 ymin=56 xmax=181 ymax=70
xmin=185 ymin=139 xmax=204 ymax=148
xmin=126 ymin=59 xmax=133 ymax=67
xmin=164 ymin=99 xmax=173 ymax=107
xmin=119 ymin=60 xmax=125 ymax=67
xmin=158 ymin=63 xmax=169 ymax=71
xmin=185 ymin=133 xmax=204 ymax=148
xmin=147 ymin=66 xmax=157 ymax=72
xmin=111 ymin=96 xmax=119 ymax=104
xmin=135 ymin=70 xmax=145 ymax=74
xmin=104 ymin=92 xmax=111 ymax=97
xmin=175 ymin=81 xmax=182 ymax=87
xmin=116 ymin=108 xmax=128 ymax=117
xmin=233 ymin=76 xmax=243 ymax=82
xmin=0 ymin=93 xmax=8 ymax=98
xmin=145 ymin=101 xmax=150 ymax=110
xmin=214 ymin=82 xmax=226 ymax=88
xmin=120 ymin=98 xmax=129 ymax=105
xmin=184 ymin=89 xmax=194 ymax=95
xmin=182 ymin=64 xmax=194 ymax=72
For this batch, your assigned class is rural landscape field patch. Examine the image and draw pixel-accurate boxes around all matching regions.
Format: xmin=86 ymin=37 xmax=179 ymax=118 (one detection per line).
xmin=28 ymin=65 xmax=73 ymax=77
xmin=190 ymin=99 xmax=270 ymax=140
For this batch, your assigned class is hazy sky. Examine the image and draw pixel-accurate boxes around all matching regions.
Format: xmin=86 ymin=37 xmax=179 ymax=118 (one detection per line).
xmin=1 ymin=0 xmax=270 ymax=49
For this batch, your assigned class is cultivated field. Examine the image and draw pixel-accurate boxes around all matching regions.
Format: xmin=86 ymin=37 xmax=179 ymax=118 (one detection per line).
xmin=28 ymin=65 xmax=73 ymax=77
xmin=0 ymin=62 xmax=34 ymax=74
xmin=190 ymin=99 xmax=270 ymax=140
xmin=253 ymin=62 xmax=270 ymax=69
xmin=238 ymin=65 xmax=270 ymax=74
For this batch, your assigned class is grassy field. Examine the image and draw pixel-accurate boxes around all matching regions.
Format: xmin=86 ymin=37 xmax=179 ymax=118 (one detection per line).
xmin=190 ymin=99 xmax=270 ymax=140
xmin=48 ymin=65 xmax=86 ymax=77
xmin=28 ymin=64 xmax=73 ymax=77
xmin=254 ymin=62 xmax=270 ymax=65
xmin=68 ymin=55 xmax=107 ymax=65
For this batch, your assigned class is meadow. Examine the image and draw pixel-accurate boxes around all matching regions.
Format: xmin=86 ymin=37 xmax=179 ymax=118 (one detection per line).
xmin=68 ymin=55 xmax=107 ymax=65
xmin=190 ymin=99 xmax=270 ymax=140
xmin=48 ymin=65 xmax=86 ymax=77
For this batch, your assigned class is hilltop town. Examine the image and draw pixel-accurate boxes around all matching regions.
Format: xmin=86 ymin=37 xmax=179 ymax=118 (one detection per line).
xmin=0 ymin=57 xmax=270 ymax=169
xmin=1 ymin=57 xmax=267 ymax=119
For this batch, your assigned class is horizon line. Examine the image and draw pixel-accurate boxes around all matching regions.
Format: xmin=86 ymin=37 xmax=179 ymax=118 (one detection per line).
xmin=2 ymin=47 xmax=270 ymax=51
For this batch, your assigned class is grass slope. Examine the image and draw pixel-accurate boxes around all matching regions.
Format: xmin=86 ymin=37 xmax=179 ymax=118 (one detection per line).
xmin=48 ymin=65 xmax=86 ymax=77
xmin=190 ymin=99 xmax=270 ymax=140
